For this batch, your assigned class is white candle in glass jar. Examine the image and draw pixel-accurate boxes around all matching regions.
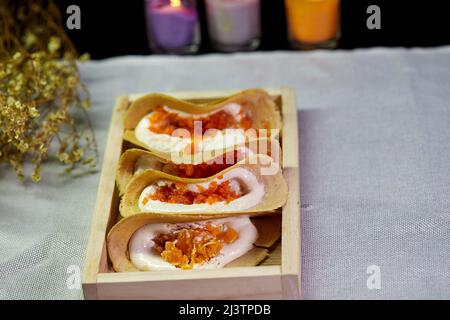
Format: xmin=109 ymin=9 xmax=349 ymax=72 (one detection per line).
xmin=205 ymin=0 xmax=261 ymax=47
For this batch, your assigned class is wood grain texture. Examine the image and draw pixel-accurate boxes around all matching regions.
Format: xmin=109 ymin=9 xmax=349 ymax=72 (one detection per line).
xmin=260 ymin=242 xmax=281 ymax=265
xmin=82 ymin=88 xmax=301 ymax=300
xmin=280 ymin=87 xmax=301 ymax=299
xmin=82 ymin=96 xmax=128 ymax=299
xmin=96 ymin=266 xmax=282 ymax=300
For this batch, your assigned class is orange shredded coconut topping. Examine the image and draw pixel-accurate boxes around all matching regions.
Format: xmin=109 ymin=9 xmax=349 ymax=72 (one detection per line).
xmin=142 ymin=180 xmax=241 ymax=205
xmin=147 ymin=106 xmax=252 ymax=135
xmin=165 ymin=150 xmax=241 ymax=178
xmin=153 ymin=222 xmax=239 ymax=269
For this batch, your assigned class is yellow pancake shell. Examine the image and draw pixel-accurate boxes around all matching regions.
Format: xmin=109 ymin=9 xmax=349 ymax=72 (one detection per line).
xmin=119 ymin=154 xmax=288 ymax=218
xmin=116 ymin=138 xmax=281 ymax=195
xmin=123 ymin=89 xmax=282 ymax=153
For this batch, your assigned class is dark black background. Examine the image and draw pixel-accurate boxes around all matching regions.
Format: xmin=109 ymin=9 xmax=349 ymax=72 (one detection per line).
xmin=57 ymin=0 xmax=450 ymax=59
xmin=0 ymin=300 xmax=442 ymax=317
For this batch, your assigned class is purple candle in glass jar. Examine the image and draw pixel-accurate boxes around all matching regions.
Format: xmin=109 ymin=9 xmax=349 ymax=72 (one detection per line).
xmin=146 ymin=0 xmax=199 ymax=52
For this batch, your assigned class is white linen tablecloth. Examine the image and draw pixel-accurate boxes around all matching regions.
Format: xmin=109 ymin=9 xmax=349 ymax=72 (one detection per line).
xmin=1 ymin=47 xmax=449 ymax=299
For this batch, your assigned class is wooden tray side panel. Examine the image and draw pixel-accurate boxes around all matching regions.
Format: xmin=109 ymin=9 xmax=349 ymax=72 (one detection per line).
xmin=280 ymin=88 xmax=301 ymax=299
xmin=82 ymin=97 xmax=128 ymax=299
xmin=96 ymin=276 xmax=282 ymax=300
xmin=96 ymin=267 xmax=282 ymax=300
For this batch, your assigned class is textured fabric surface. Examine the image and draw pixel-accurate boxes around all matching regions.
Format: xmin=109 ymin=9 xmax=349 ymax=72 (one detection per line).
xmin=1 ymin=47 xmax=449 ymax=299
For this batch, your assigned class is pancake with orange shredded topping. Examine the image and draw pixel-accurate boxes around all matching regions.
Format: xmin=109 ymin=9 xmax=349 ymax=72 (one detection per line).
xmin=119 ymin=154 xmax=287 ymax=218
xmin=107 ymin=214 xmax=282 ymax=272
xmin=122 ymin=89 xmax=282 ymax=157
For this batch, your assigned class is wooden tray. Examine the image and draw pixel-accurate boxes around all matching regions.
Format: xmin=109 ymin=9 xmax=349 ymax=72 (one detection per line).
xmin=82 ymin=88 xmax=301 ymax=299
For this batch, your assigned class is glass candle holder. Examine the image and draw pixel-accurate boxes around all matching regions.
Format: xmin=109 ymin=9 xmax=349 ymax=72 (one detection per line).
xmin=205 ymin=0 xmax=261 ymax=52
xmin=145 ymin=0 xmax=201 ymax=54
xmin=285 ymin=0 xmax=340 ymax=50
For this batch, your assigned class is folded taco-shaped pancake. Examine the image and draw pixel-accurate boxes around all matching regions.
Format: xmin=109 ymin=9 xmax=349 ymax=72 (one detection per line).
xmin=119 ymin=154 xmax=287 ymax=218
xmin=107 ymin=213 xmax=281 ymax=272
xmin=123 ymin=89 xmax=282 ymax=155
xmin=117 ymin=145 xmax=251 ymax=196
xmin=117 ymin=138 xmax=281 ymax=195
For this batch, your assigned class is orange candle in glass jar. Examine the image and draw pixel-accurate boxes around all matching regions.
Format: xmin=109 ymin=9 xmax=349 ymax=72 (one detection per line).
xmin=285 ymin=0 xmax=340 ymax=44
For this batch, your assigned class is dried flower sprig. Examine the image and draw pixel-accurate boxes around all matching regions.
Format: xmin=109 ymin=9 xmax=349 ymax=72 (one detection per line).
xmin=0 ymin=0 xmax=98 ymax=182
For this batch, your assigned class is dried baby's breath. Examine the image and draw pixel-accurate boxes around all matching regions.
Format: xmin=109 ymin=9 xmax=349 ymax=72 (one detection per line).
xmin=0 ymin=0 xmax=98 ymax=182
